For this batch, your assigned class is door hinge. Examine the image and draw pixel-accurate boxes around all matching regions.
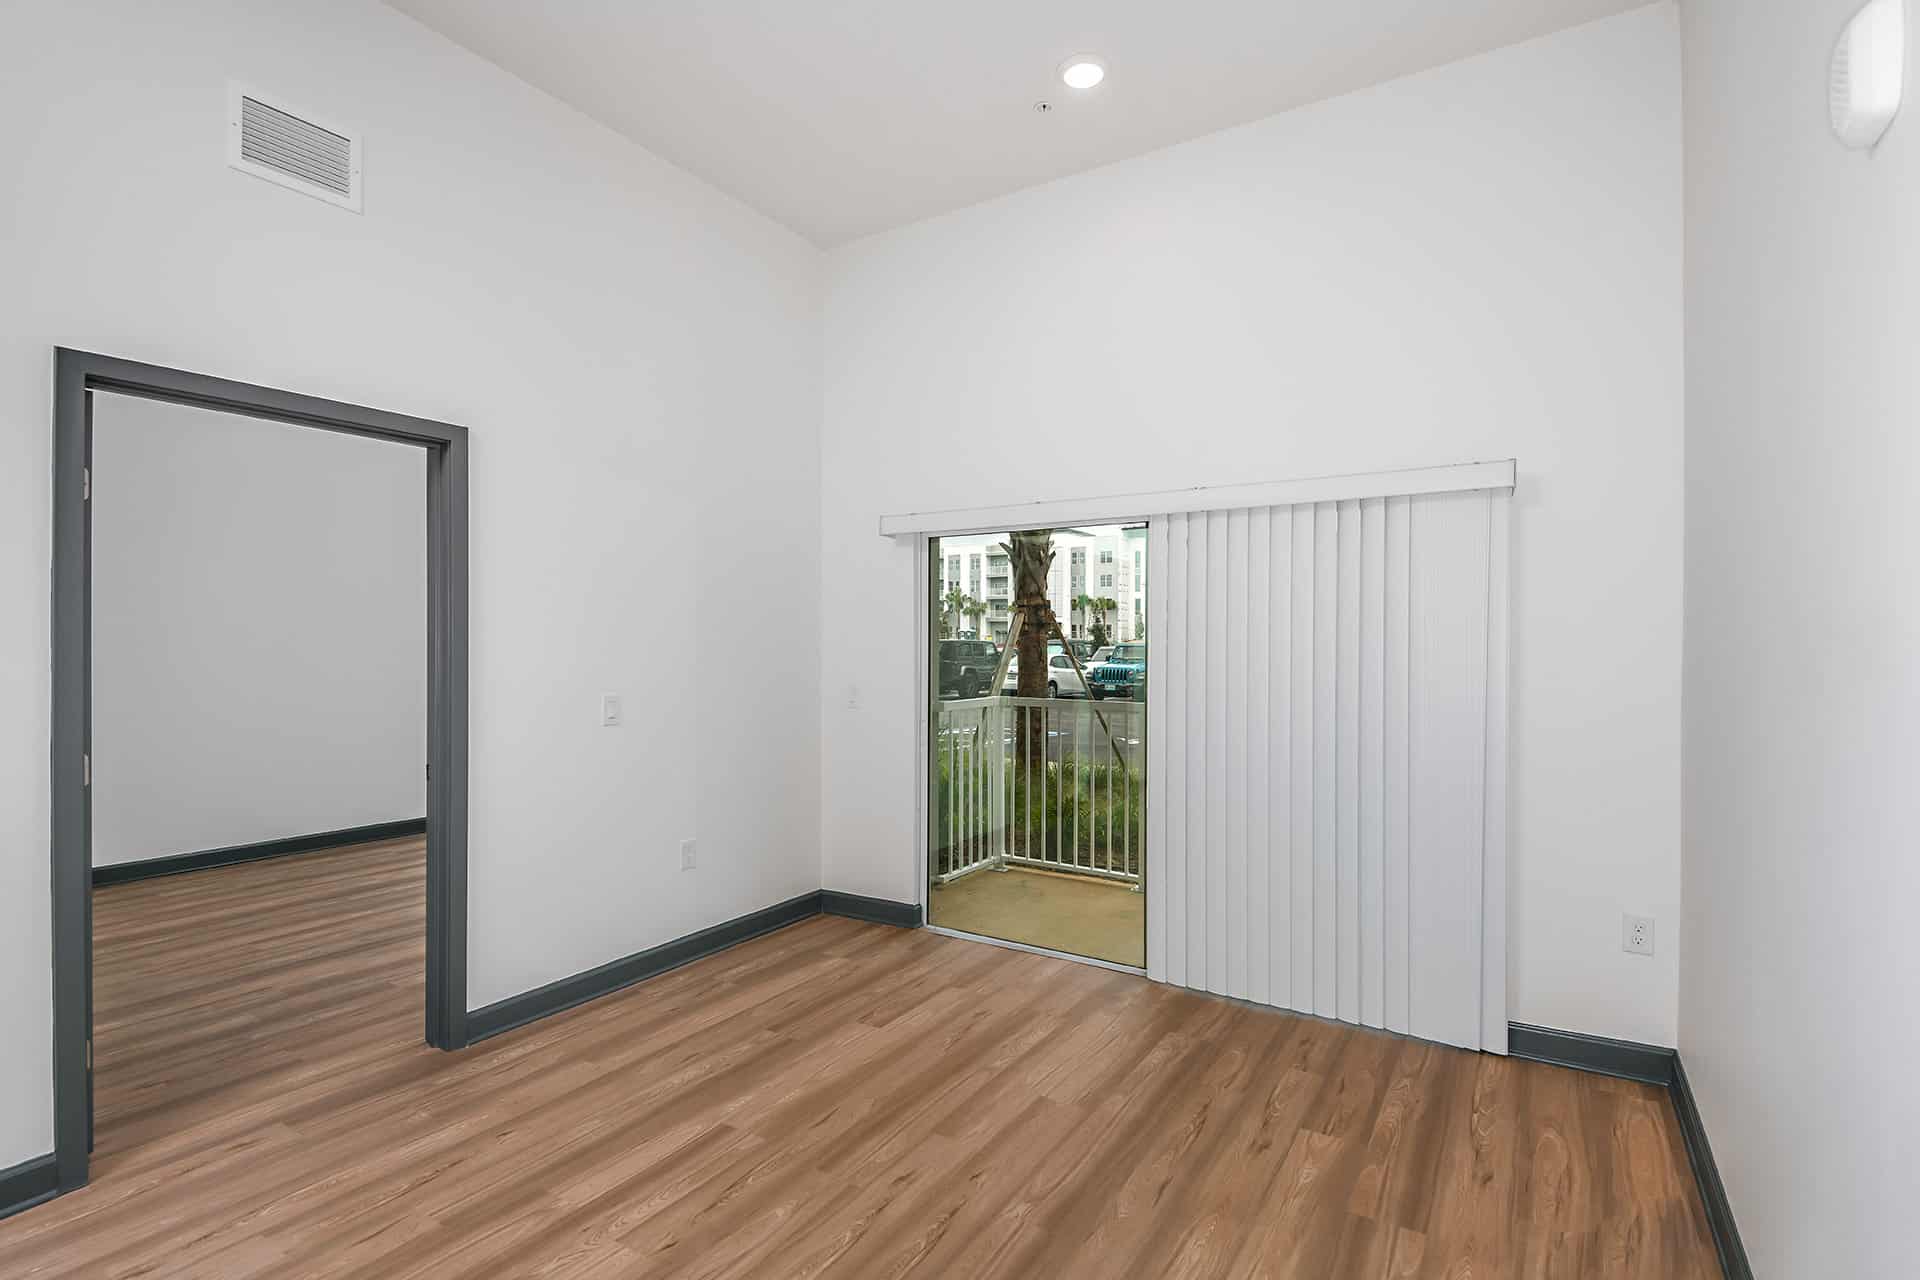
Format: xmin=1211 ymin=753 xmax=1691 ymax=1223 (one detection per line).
xmin=83 ymin=468 xmax=91 ymax=501
xmin=425 ymin=762 xmax=431 ymax=781
xmin=87 ymin=1038 xmax=93 ymax=1070
xmin=84 ymin=754 xmax=91 ymax=786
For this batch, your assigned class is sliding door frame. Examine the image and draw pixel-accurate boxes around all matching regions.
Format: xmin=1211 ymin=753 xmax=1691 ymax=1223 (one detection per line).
xmin=911 ymin=516 xmax=1155 ymax=975
xmin=892 ymin=459 xmax=1511 ymax=1044
xmin=913 ymin=535 xmax=933 ymax=926
xmin=50 ymin=348 xmax=471 ymax=1195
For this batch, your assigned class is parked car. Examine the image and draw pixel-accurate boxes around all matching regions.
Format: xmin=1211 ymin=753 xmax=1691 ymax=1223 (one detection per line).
xmin=1086 ymin=645 xmax=1115 ymax=673
xmin=1002 ymin=643 xmax=1087 ymax=698
xmin=938 ymin=638 xmax=1001 ymax=699
xmin=1087 ymin=642 xmax=1146 ymax=701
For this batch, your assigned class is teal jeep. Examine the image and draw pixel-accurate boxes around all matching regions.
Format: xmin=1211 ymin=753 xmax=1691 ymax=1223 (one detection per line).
xmin=1087 ymin=642 xmax=1146 ymax=701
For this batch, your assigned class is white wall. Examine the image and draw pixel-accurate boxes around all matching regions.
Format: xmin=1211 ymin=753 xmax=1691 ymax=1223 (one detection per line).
xmin=0 ymin=0 xmax=821 ymax=1168
xmin=1680 ymin=0 xmax=1919 ymax=1272
xmin=823 ymin=6 xmax=1684 ymax=1046
xmin=91 ymin=394 xmax=427 ymax=868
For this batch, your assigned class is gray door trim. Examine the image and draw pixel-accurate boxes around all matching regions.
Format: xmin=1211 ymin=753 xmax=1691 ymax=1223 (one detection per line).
xmin=49 ymin=348 xmax=471 ymax=1194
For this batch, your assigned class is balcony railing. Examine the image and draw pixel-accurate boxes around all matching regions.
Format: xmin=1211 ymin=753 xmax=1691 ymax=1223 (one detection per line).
xmin=933 ymin=695 xmax=1145 ymax=889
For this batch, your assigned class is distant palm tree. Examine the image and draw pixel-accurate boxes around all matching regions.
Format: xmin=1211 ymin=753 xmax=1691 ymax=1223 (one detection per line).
xmin=1087 ymin=595 xmax=1118 ymax=649
xmin=1072 ymin=592 xmax=1094 ymax=638
xmin=940 ymin=587 xmax=969 ymax=638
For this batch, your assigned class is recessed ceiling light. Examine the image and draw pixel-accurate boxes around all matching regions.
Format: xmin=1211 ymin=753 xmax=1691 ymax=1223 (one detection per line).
xmin=1059 ymin=56 xmax=1106 ymax=90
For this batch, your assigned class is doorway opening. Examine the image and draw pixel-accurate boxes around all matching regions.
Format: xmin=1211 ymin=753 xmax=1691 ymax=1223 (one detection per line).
xmin=49 ymin=350 xmax=470 ymax=1195
xmin=925 ymin=523 xmax=1147 ymax=967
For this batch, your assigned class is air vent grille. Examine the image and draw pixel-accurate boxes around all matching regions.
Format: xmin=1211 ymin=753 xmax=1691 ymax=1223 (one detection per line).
xmin=240 ymin=97 xmax=351 ymax=195
xmin=227 ymin=84 xmax=362 ymax=212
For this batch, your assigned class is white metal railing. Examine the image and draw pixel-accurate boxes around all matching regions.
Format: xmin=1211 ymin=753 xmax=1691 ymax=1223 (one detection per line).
xmin=933 ymin=697 xmax=1004 ymax=883
xmin=933 ymin=695 xmax=1145 ymax=888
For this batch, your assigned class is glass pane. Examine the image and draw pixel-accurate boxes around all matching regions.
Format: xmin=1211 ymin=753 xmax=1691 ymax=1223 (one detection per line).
xmin=927 ymin=524 xmax=1147 ymax=967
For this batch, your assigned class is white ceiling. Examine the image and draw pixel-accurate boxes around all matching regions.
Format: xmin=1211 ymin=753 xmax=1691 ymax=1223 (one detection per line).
xmin=388 ymin=0 xmax=1646 ymax=247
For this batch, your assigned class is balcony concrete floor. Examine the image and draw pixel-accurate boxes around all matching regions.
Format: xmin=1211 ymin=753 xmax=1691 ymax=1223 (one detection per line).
xmin=929 ymin=865 xmax=1144 ymax=967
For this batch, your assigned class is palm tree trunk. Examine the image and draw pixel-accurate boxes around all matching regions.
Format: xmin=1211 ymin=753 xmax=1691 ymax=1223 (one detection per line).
xmin=1006 ymin=529 xmax=1055 ymax=771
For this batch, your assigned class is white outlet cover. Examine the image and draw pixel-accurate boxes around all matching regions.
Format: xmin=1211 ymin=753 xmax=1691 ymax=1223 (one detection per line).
xmin=1623 ymin=914 xmax=1655 ymax=956
xmin=680 ymin=838 xmax=697 ymax=870
xmin=1832 ymin=0 xmax=1906 ymax=149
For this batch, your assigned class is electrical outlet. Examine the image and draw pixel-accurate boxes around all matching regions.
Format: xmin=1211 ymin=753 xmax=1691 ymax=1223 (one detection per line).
xmin=680 ymin=838 xmax=697 ymax=871
xmin=1623 ymin=914 xmax=1655 ymax=956
xmin=601 ymin=694 xmax=623 ymax=727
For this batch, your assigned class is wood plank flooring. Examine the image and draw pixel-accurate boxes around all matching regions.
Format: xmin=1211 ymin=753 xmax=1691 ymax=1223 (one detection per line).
xmin=0 ymin=839 xmax=1720 ymax=1277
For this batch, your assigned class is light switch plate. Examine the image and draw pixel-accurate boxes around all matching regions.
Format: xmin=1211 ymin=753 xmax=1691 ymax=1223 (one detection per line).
xmin=601 ymin=694 xmax=623 ymax=727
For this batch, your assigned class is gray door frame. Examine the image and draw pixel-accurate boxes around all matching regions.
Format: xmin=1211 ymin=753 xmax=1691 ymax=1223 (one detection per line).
xmin=50 ymin=348 xmax=471 ymax=1193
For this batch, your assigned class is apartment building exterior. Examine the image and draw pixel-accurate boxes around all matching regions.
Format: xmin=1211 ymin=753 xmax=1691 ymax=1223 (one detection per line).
xmin=937 ymin=525 xmax=1146 ymax=645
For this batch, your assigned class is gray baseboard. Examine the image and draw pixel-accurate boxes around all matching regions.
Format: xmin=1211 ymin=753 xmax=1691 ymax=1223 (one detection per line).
xmin=1670 ymin=1055 xmax=1753 ymax=1280
xmin=465 ymin=891 xmax=823 ymax=1042
xmin=1510 ymin=1022 xmax=1747 ymax=1278
xmin=92 ymin=817 xmax=427 ymax=887
xmin=1508 ymin=1021 xmax=1675 ymax=1086
xmin=0 ymin=1153 xmax=60 ymax=1223
xmin=466 ymin=889 xmax=921 ymax=1044
xmin=820 ymin=890 xmax=923 ymax=928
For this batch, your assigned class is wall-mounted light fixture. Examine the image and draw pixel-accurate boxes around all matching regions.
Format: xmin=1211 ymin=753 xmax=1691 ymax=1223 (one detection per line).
xmin=1831 ymin=0 xmax=1905 ymax=149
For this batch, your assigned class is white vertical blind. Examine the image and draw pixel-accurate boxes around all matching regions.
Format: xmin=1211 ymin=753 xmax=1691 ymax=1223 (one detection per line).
xmin=1145 ymin=485 xmax=1510 ymax=1052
